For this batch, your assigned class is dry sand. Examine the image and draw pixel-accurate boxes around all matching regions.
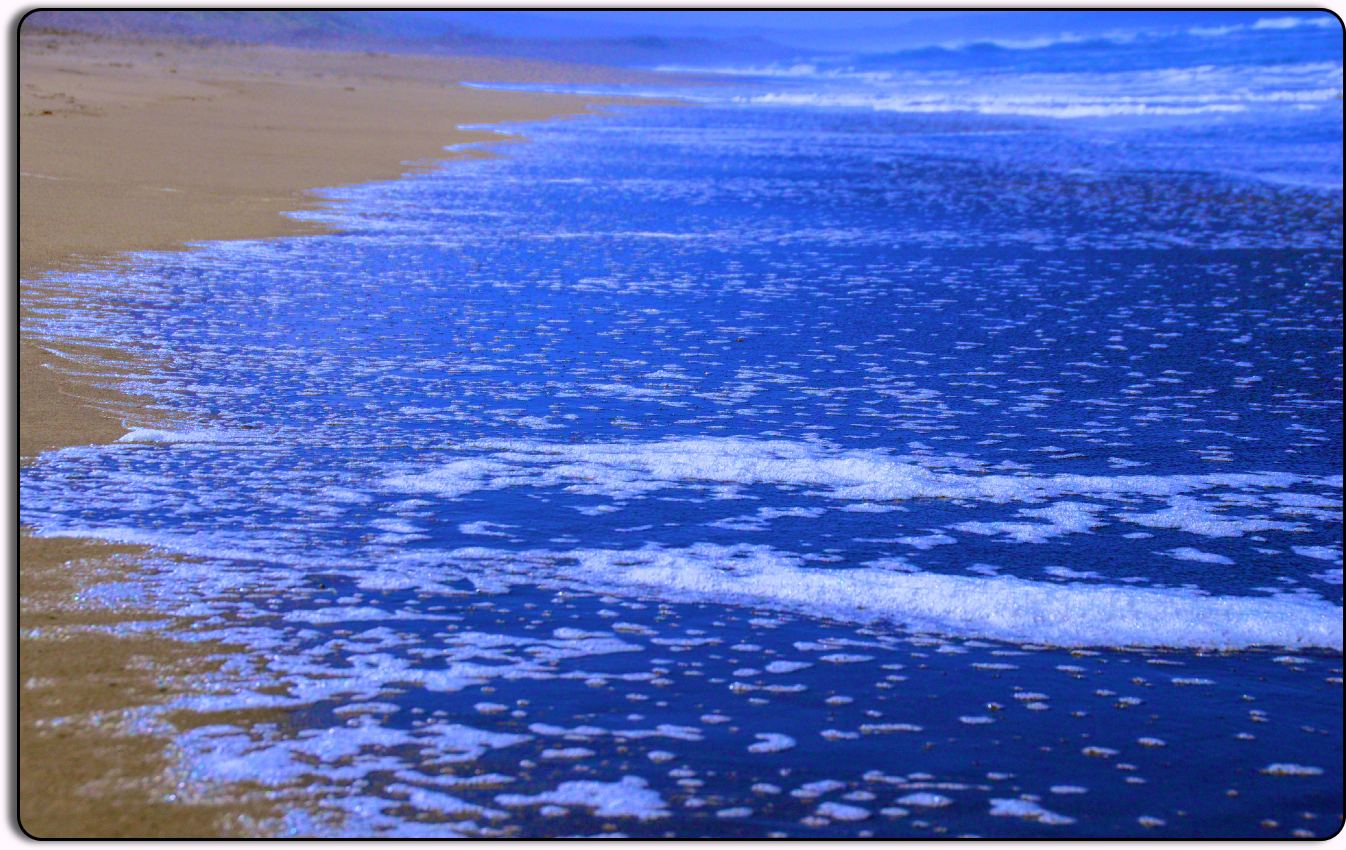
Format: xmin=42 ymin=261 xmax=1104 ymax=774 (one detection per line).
xmin=18 ymin=23 xmax=660 ymax=836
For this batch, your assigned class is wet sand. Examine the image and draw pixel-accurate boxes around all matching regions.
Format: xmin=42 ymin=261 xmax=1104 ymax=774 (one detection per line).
xmin=18 ymin=23 xmax=658 ymax=836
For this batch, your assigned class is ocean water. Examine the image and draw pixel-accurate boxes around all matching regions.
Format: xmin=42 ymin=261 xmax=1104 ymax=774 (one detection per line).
xmin=20 ymin=13 xmax=1343 ymax=837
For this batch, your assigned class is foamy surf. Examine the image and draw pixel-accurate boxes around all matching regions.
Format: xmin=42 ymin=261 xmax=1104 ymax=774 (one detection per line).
xmin=380 ymin=542 xmax=1343 ymax=651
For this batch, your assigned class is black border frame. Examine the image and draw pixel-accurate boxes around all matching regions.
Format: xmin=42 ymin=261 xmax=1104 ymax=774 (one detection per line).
xmin=11 ymin=6 xmax=1346 ymax=841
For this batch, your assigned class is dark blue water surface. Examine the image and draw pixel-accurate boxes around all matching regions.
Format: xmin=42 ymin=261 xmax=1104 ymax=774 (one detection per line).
xmin=21 ymin=15 xmax=1343 ymax=838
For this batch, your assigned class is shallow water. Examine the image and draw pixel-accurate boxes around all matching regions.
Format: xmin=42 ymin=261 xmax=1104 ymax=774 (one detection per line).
xmin=20 ymin=16 xmax=1343 ymax=837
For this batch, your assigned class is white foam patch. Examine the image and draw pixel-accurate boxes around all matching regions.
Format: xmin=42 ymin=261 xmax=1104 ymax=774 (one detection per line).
xmin=541 ymin=747 xmax=595 ymax=761
xmin=385 ymin=784 xmax=508 ymax=821
xmin=895 ymin=532 xmax=956 ymax=550
xmin=459 ymin=521 xmax=516 ymax=538
xmin=989 ymin=797 xmax=1076 ymax=825
xmin=748 ymin=732 xmax=797 ymax=753
xmin=495 ymin=776 xmax=670 ymax=820
xmin=1124 ymin=496 xmax=1304 ymax=538
xmin=1294 ymin=545 xmax=1342 ymax=564
xmin=175 ymin=718 xmax=531 ymax=790
xmin=1164 ymin=547 xmax=1235 ymax=565
xmin=383 ymin=437 xmax=1314 ymax=508
xmin=817 ymin=801 xmax=871 ymax=821
xmin=1261 ymin=763 xmax=1324 ymax=776
xmin=432 ymin=543 xmax=1342 ymax=650
xmin=1310 ymin=569 xmax=1343 ymax=586
xmin=791 ymin=779 xmax=845 ymax=799
xmin=953 ymin=502 xmax=1105 ymax=544
xmin=897 ymin=792 xmax=952 ymax=808
xmin=709 ymin=506 xmax=826 ymax=531
xmin=117 ymin=427 xmax=254 ymax=445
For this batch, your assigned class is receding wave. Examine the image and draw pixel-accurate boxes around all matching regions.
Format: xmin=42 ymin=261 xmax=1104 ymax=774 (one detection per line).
xmin=395 ymin=543 xmax=1341 ymax=651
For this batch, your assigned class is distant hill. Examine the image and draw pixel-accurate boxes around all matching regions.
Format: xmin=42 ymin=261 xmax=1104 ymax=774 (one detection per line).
xmin=21 ymin=10 xmax=417 ymax=44
xmin=19 ymin=9 xmax=796 ymax=67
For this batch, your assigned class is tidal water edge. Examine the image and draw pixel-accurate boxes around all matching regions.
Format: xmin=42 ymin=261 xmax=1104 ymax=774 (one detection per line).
xmin=20 ymin=17 xmax=1344 ymax=837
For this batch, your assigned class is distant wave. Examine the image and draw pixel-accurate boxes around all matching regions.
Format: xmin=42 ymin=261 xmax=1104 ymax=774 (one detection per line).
xmin=736 ymin=91 xmax=1259 ymax=119
xmin=689 ymin=59 xmax=1343 ymax=120
xmin=936 ymin=31 xmax=1131 ymax=52
xmin=1252 ymin=14 xmax=1337 ymax=31
xmin=652 ymin=62 xmax=894 ymax=83
xmin=654 ymin=12 xmax=1340 ymax=84
xmin=736 ymin=87 xmax=1341 ymax=120
xmin=906 ymin=13 xmax=1336 ymax=56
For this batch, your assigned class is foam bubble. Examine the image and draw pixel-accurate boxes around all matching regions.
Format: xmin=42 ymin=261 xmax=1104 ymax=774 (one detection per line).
xmin=989 ymin=798 xmax=1076 ymax=825
xmin=1165 ymin=547 xmax=1235 ymax=565
xmin=748 ymin=733 xmax=797 ymax=753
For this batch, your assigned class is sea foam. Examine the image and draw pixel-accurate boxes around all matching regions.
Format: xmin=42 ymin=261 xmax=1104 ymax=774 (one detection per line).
xmin=426 ymin=542 xmax=1342 ymax=651
xmin=385 ymin=436 xmax=1318 ymax=506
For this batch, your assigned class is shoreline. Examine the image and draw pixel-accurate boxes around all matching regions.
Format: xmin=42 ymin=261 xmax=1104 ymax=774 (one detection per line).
xmin=20 ymin=27 xmax=666 ymax=455
xmin=18 ymin=26 xmax=663 ymax=837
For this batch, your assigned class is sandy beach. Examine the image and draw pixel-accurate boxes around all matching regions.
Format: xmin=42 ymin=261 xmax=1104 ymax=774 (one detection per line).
xmin=19 ymin=21 xmax=655 ymax=837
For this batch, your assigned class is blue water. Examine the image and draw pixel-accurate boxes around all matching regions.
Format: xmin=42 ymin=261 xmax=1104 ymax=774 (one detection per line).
xmin=21 ymin=12 xmax=1343 ymax=837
